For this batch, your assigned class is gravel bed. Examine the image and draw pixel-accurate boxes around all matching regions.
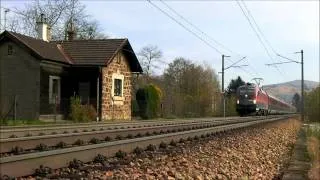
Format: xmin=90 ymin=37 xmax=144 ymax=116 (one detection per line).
xmin=17 ymin=118 xmax=301 ymax=180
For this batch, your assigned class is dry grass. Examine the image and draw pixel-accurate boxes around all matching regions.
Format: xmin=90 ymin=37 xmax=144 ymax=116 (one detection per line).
xmin=307 ymin=124 xmax=320 ymax=180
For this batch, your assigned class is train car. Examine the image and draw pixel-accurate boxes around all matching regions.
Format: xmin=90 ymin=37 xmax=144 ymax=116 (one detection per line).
xmin=236 ymin=83 xmax=295 ymax=116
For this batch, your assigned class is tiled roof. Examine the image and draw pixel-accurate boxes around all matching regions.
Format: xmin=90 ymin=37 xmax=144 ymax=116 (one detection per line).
xmin=2 ymin=31 xmax=69 ymax=64
xmin=55 ymin=39 xmax=126 ymax=65
xmin=0 ymin=31 xmax=142 ymax=72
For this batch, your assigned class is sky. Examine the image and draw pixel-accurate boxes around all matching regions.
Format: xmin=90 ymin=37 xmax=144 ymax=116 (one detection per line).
xmin=1 ymin=0 xmax=319 ymax=88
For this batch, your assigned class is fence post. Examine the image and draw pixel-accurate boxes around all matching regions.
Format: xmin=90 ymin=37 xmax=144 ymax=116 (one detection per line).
xmin=14 ymin=95 xmax=17 ymax=123
xmin=54 ymin=95 xmax=57 ymax=123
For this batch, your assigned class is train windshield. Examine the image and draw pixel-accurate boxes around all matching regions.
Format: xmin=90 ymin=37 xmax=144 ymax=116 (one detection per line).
xmin=238 ymin=86 xmax=256 ymax=98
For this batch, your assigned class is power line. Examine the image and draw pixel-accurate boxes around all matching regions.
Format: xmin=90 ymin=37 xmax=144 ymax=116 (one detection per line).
xmin=149 ymin=0 xmax=260 ymax=79
xmin=240 ymin=0 xmax=278 ymax=55
xmin=147 ymin=0 xmax=223 ymax=55
xmin=236 ymin=0 xmax=292 ymax=80
xmin=236 ymin=0 xmax=275 ymax=63
xmin=158 ymin=1 xmax=264 ymax=78
xmin=159 ymin=0 xmax=239 ymax=56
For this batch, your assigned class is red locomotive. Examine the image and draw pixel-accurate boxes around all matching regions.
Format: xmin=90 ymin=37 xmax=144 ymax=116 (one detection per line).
xmin=236 ymin=83 xmax=296 ymax=116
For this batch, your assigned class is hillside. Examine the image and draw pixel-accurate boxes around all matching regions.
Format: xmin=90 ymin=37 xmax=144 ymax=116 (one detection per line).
xmin=263 ymin=80 xmax=319 ymax=103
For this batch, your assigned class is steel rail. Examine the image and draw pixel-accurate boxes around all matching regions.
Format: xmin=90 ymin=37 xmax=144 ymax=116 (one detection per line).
xmin=0 ymin=116 xmax=267 ymax=153
xmin=0 ymin=115 xmax=293 ymax=177
xmin=0 ymin=116 xmax=244 ymax=130
xmin=0 ymin=116 xmax=258 ymax=139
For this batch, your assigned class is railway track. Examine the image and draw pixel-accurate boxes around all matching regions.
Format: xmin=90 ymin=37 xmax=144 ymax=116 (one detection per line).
xmin=0 ymin=116 xmax=250 ymax=139
xmin=0 ymin=115 xmax=294 ymax=177
xmin=0 ymin=116 xmax=267 ymax=154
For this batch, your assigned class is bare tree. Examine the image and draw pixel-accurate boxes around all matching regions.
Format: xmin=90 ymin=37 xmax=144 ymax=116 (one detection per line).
xmin=138 ymin=45 xmax=163 ymax=77
xmin=6 ymin=0 xmax=106 ymax=40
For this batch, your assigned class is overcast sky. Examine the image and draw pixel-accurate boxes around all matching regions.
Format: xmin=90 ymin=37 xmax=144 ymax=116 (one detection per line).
xmin=1 ymin=0 xmax=319 ymax=87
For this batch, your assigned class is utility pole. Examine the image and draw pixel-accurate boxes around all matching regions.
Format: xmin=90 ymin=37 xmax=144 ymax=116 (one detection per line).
xmin=266 ymin=50 xmax=304 ymax=121
xmin=220 ymin=55 xmax=246 ymax=118
xmin=296 ymin=50 xmax=304 ymax=121
xmin=302 ymin=50 xmax=304 ymax=121
xmin=221 ymin=55 xmax=230 ymax=118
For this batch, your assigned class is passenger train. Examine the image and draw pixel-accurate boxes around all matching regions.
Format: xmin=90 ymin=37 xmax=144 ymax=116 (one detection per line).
xmin=236 ymin=83 xmax=296 ymax=116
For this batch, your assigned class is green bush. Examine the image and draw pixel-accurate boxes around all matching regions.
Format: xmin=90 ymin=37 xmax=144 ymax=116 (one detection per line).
xmin=136 ymin=84 xmax=162 ymax=119
xmin=305 ymin=86 xmax=320 ymax=122
xmin=69 ymin=96 xmax=97 ymax=122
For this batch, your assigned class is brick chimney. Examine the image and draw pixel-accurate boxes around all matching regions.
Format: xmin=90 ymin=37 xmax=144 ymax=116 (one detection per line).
xmin=36 ymin=14 xmax=51 ymax=41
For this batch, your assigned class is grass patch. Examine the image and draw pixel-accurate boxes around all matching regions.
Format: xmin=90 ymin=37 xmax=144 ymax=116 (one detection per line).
xmin=306 ymin=123 xmax=320 ymax=180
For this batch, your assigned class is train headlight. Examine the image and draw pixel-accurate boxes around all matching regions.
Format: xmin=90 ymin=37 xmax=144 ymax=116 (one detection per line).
xmin=253 ymin=99 xmax=256 ymax=104
xmin=237 ymin=100 xmax=239 ymax=104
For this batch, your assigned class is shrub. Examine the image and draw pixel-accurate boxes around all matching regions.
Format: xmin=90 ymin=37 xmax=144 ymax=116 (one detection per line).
xmin=69 ymin=96 xmax=97 ymax=122
xmin=305 ymin=87 xmax=320 ymax=122
xmin=69 ymin=96 xmax=82 ymax=122
xmin=136 ymin=84 xmax=162 ymax=119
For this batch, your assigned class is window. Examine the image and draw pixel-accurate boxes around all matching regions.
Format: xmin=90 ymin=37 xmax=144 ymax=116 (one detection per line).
xmin=114 ymin=79 xmax=122 ymax=96
xmin=49 ymin=76 xmax=60 ymax=104
xmin=8 ymin=45 xmax=13 ymax=55
xmin=111 ymin=73 xmax=124 ymax=102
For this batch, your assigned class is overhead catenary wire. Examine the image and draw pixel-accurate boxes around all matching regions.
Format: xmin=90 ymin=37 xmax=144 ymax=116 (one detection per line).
xmin=159 ymin=0 xmax=239 ymax=57
xmin=236 ymin=0 xmax=294 ymax=83
xmin=236 ymin=0 xmax=276 ymax=64
xmin=149 ymin=1 xmax=262 ymax=82
xmin=146 ymin=0 xmax=223 ymax=56
xmin=240 ymin=0 xmax=278 ymax=56
xmin=159 ymin=0 xmax=264 ymax=81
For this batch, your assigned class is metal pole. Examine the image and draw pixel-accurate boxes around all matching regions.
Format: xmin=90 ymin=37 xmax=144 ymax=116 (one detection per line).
xmin=96 ymin=71 xmax=100 ymax=122
xmin=14 ymin=95 xmax=17 ymax=121
xmin=301 ymin=50 xmax=304 ymax=121
xmin=222 ymin=55 xmax=225 ymax=118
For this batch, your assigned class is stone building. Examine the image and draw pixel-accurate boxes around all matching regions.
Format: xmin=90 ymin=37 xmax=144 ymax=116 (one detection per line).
xmin=0 ymin=17 xmax=142 ymax=121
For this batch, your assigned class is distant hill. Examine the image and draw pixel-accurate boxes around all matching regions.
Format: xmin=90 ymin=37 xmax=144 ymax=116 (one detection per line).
xmin=262 ymin=80 xmax=319 ymax=103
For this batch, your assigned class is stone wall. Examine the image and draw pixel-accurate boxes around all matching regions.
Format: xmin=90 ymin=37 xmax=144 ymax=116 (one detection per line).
xmin=101 ymin=51 xmax=132 ymax=120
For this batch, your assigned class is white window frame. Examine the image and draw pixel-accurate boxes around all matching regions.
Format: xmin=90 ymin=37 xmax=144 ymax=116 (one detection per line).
xmin=111 ymin=73 xmax=124 ymax=103
xmin=49 ymin=75 xmax=61 ymax=104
